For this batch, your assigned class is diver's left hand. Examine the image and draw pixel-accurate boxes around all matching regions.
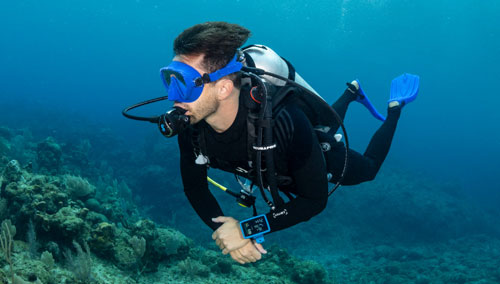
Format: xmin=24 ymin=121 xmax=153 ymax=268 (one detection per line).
xmin=229 ymin=241 xmax=267 ymax=264
xmin=212 ymin=216 xmax=249 ymax=254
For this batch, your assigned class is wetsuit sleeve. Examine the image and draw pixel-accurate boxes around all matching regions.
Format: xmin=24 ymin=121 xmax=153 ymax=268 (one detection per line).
xmin=265 ymin=106 xmax=329 ymax=233
xmin=178 ymin=129 xmax=224 ymax=231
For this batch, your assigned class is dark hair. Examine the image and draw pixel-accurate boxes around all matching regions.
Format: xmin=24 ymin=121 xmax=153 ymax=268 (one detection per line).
xmin=173 ymin=22 xmax=251 ymax=88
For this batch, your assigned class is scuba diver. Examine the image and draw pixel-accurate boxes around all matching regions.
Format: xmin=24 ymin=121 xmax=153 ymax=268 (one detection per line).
xmin=122 ymin=22 xmax=419 ymax=264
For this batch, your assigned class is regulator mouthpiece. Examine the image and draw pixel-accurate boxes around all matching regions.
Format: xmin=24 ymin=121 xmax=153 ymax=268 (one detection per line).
xmin=157 ymin=107 xmax=190 ymax=138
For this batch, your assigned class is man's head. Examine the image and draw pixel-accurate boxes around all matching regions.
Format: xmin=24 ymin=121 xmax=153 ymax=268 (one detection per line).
xmin=168 ymin=22 xmax=251 ymax=124
xmin=173 ymin=22 xmax=251 ymax=88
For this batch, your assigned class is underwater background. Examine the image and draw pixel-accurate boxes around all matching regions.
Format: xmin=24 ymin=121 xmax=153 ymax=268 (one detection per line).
xmin=1 ymin=0 xmax=499 ymax=283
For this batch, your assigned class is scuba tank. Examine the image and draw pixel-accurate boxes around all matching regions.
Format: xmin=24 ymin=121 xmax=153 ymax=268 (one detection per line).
xmin=242 ymin=45 xmax=318 ymax=92
xmin=241 ymin=45 xmax=341 ymax=134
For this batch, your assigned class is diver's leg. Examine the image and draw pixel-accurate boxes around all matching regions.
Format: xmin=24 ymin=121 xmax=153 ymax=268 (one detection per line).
xmin=329 ymin=83 xmax=358 ymax=132
xmin=327 ymin=106 xmax=401 ymax=185
xmin=327 ymin=145 xmax=377 ymax=186
xmin=363 ymin=105 xmax=401 ymax=169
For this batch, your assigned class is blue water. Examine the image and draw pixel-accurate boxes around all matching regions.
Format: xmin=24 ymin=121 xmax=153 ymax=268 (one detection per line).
xmin=2 ymin=0 xmax=499 ymax=197
xmin=1 ymin=0 xmax=500 ymax=281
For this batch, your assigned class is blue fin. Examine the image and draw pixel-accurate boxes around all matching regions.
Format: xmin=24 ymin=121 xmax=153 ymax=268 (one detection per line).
xmin=388 ymin=73 xmax=420 ymax=107
xmin=354 ymin=79 xmax=386 ymax=122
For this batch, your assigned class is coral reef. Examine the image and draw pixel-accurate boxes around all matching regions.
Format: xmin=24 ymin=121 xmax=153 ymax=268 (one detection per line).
xmin=0 ymin=126 xmax=333 ymax=283
xmin=0 ymin=165 xmax=332 ymax=283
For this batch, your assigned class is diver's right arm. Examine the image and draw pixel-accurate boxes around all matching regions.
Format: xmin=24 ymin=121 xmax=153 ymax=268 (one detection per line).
xmin=178 ymin=132 xmax=264 ymax=264
xmin=178 ymin=130 xmax=224 ymax=231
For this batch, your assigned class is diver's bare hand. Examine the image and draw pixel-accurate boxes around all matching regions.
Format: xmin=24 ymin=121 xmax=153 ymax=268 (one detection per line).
xmin=212 ymin=216 xmax=248 ymax=253
xmin=229 ymin=241 xmax=267 ymax=264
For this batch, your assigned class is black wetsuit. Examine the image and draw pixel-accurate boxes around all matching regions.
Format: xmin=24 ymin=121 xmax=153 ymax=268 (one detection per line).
xmin=177 ymin=86 xmax=401 ymax=234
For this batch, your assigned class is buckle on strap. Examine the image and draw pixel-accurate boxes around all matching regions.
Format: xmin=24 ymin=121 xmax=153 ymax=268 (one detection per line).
xmin=195 ymin=154 xmax=209 ymax=165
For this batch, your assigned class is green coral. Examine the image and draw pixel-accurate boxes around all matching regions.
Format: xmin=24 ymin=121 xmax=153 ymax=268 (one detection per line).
xmin=63 ymin=175 xmax=96 ymax=201
xmin=176 ymin=257 xmax=210 ymax=279
xmin=252 ymin=247 xmax=328 ymax=284
xmin=40 ymin=251 xmax=55 ymax=269
xmin=89 ymin=222 xmax=116 ymax=256
xmin=36 ymin=137 xmax=62 ymax=175
xmin=37 ymin=206 xmax=90 ymax=241
xmin=2 ymin=160 xmax=23 ymax=184
xmin=113 ymin=236 xmax=142 ymax=270
xmin=291 ymin=260 xmax=327 ymax=284
xmin=130 ymin=219 xmax=157 ymax=241
xmin=154 ymin=227 xmax=192 ymax=258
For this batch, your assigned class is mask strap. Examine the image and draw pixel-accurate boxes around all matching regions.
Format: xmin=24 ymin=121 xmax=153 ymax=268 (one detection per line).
xmin=195 ymin=54 xmax=243 ymax=86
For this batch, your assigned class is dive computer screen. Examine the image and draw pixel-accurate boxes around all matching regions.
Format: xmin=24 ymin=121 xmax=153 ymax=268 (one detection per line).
xmin=240 ymin=215 xmax=270 ymax=238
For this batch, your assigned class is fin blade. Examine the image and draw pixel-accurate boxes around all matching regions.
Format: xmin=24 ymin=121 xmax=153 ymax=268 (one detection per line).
xmin=389 ymin=73 xmax=420 ymax=105
xmin=355 ymin=79 xmax=386 ymax=121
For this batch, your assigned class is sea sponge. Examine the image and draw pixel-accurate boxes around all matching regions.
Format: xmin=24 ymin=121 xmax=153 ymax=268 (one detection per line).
xmin=90 ymin=222 xmax=116 ymax=256
xmin=36 ymin=206 xmax=89 ymax=240
xmin=2 ymin=160 xmax=23 ymax=183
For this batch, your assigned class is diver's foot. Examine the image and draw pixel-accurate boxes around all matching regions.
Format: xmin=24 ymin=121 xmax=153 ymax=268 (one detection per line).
xmin=350 ymin=79 xmax=386 ymax=121
xmin=388 ymin=73 xmax=420 ymax=108
xmin=344 ymin=81 xmax=357 ymax=101
xmin=346 ymin=80 xmax=363 ymax=100
xmin=350 ymin=80 xmax=359 ymax=91
xmin=388 ymin=101 xmax=400 ymax=108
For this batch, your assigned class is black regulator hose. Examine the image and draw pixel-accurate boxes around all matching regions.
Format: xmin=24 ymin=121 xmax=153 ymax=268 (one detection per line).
xmin=121 ymin=96 xmax=167 ymax=123
xmin=243 ymin=71 xmax=278 ymax=208
xmin=122 ymin=96 xmax=190 ymax=138
xmin=262 ymin=82 xmax=284 ymax=208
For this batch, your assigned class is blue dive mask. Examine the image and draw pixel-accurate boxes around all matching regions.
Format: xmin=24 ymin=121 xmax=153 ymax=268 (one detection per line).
xmin=160 ymin=54 xmax=243 ymax=103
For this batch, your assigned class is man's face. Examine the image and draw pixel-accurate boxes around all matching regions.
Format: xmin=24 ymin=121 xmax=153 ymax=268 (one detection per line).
xmin=172 ymin=54 xmax=219 ymax=124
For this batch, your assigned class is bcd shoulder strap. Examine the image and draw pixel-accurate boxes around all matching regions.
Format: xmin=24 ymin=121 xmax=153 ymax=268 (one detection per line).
xmin=190 ymin=124 xmax=210 ymax=166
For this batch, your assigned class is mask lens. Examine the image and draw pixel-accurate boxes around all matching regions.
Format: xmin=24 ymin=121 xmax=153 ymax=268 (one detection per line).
xmin=161 ymin=69 xmax=186 ymax=86
xmin=159 ymin=61 xmax=204 ymax=103
xmin=161 ymin=69 xmax=190 ymax=101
